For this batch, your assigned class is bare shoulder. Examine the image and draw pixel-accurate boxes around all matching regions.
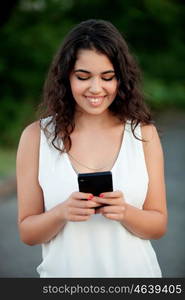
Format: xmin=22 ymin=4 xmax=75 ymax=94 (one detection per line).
xmin=141 ymin=123 xmax=163 ymax=150
xmin=19 ymin=120 xmax=40 ymax=142
xmin=140 ymin=123 xmax=159 ymax=142
xmin=17 ymin=120 xmax=41 ymax=163
xmin=141 ymin=123 xmax=164 ymax=166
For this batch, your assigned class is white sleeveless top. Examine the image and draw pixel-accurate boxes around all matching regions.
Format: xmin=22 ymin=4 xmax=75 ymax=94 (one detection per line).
xmin=37 ymin=118 xmax=162 ymax=278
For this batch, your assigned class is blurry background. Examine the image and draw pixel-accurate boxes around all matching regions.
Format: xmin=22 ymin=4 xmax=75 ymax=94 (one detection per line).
xmin=0 ymin=0 xmax=185 ymax=277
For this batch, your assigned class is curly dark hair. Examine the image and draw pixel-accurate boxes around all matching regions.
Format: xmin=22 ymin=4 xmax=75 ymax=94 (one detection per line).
xmin=38 ymin=19 xmax=153 ymax=153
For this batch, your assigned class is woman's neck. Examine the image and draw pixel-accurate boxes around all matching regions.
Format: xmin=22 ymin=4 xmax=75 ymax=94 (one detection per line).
xmin=74 ymin=110 xmax=119 ymax=132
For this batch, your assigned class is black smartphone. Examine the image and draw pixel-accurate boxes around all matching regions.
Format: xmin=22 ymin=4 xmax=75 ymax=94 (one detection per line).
xmin=78 ymin=171 xmax=113 ymax=196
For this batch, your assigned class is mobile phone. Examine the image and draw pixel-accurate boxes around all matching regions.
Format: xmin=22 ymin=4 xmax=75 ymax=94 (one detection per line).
xmin=78 ymin=171 xmax=113 ymax=196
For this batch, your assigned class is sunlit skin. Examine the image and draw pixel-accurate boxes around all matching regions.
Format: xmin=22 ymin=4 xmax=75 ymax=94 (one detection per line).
xmin=69 ymin=49 xmax=118 ymax=118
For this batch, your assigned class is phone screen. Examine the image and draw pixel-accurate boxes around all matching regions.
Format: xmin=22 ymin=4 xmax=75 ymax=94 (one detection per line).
xmin=78 ymin=171 xmax=113 ymax=196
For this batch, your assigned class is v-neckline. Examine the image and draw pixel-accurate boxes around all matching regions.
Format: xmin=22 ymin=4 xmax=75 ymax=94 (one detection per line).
xmin=65 ymin=122 xmax=128 ymax=176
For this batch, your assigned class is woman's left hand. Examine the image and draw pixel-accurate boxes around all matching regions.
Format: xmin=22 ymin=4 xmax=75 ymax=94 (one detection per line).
xmin=94 ymin=190 xmax=126 ymax=221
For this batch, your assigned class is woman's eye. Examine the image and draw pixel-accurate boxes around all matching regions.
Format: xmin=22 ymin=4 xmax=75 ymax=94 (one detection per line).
xmin=102 ymin=77 xmax=115 ymax=81
xmin=76 ymin=76 xmax=89 ymax=80
xmin=76 ymin=75 xmax=115 ymax=81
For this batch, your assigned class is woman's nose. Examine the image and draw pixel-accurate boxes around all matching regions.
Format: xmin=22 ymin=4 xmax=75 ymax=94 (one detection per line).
xmin=88 ymin=77 xmax=102 ymax=94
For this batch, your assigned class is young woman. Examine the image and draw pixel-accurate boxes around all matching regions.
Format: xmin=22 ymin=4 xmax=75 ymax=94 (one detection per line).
xmin=16 ymin=19 xmax=167 ymax=277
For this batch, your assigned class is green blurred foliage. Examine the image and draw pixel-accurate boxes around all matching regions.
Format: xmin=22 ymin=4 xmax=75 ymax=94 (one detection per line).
xmin=0 ymin=0 xmax=185 ymax=147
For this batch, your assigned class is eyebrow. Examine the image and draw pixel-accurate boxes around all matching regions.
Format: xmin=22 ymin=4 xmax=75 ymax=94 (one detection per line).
xmin=74 ymin=69 xmax=115 ymax=75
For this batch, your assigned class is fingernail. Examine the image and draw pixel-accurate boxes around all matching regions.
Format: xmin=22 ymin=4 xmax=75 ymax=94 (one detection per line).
xmin=99 ymin=193 xmax=104 ymax=198
xmin=88 ymin=194 xmax=94 ymax=200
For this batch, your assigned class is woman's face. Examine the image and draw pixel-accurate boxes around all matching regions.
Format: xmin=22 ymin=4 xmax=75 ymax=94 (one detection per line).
xmin=69 ymin=49 xmax=118 ymax=115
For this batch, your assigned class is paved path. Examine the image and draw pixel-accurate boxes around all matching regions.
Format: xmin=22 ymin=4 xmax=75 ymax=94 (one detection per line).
xmin=0 ymin=196 xmax=41 ymax=277
xmin=0 ymin=110 xmax=185 ymax=277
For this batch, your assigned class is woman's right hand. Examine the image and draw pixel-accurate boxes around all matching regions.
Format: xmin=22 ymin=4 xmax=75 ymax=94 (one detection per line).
xmin=58 ymin=192 xmax=99 ymax=222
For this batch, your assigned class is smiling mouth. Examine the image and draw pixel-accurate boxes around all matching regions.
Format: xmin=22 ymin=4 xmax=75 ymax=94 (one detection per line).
xmin=85 ymin=96 xmax=106 ymax=105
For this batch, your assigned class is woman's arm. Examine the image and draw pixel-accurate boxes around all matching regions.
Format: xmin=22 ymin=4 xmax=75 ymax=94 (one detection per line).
xmin=95 ymin=124 xmax=167 ymax=239
xmin=122 ymin=124 xmax=167 ymax=239
xmin=16 ymin=122 xmax=97 ymax=245
xmin=16 ymin=121 xmax=66 ymax=245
